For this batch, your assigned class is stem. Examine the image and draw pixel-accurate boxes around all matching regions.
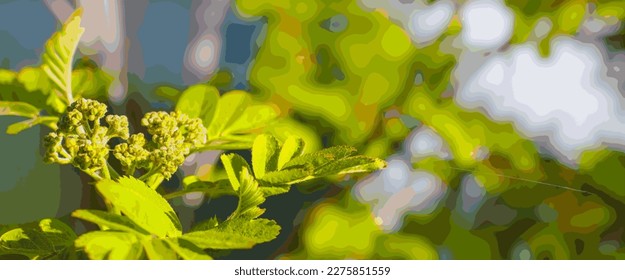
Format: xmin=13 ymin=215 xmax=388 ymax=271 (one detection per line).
xmin=101 ymin=159 xmax=111 ymax=179
xmin=82 ymin=122 xmax=92 ymax=136
xmin=59 ymin=147 xmax=73 ymax=161
xmin=147 ymin=174 xmax=164 ymax=190
xmin=126 ymin=163 xmax=136 ymax=177
xmin=138 ymin=165 xmax=160 ymax=181
xmin=84 ymin=170 xmax=103 ymax=181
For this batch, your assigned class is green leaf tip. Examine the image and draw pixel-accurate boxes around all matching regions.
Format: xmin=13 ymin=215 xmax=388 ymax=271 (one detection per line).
xmin=220 ymin=153 xmax=251 ymax=191
xmin=252 ymin=133 xmax=280 ymax=178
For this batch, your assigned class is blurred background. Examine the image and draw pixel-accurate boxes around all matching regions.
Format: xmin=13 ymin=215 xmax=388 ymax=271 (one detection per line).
xmin=1 ymin=0 xmax=625 ymax=259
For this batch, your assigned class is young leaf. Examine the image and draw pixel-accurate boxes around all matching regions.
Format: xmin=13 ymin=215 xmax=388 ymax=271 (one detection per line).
xmin=259 ymin=167 xmax=313 ymax=185
xmin=221 ymin=153 xmax=251 ymax=191
xmin=313 ymin=155 xmax=387 ymax=177
xmin=207 ymin=91 xmax=250 ymax=138
xmin=41 ymin=8 xmax=84 ymax=106
xmin=175 ymin=84 xmax=219 ymax=127
xmin=6 ymin=116 xmax=58 ymax=134
xmin=259 ymin=185 xmax=291 ymax=197
xmin=183 ymin=218 xmax=280 ymax=249
xmin=198 ymin=140 xmax=255 ymax=151
xmin=0 ymin=219 xmax=76 ymax=258
xmin=95 ymin=177 xmax=182 ymax=238
xmin=223 ymin=104 xmax=278 ymax=134
xmin=252 ymin=134 xmax=280 ymax=178
xmin=230 ymin=168 xmax=265 ymax=220
xmin=141 ymin=238 xmax=177 ymax=260
xmin=222 ymin=218 xmax=280 ymax=245
xmin=180 ymin=229 xmax=255 ymax=250
xmin=164 ymin=238 xmax=212 ymax=260
xmin=0 ymin=101 xmax=40 ymax=118
xmin=163 ymin=178 xmax=235 ymax=200
xmin=282 ymin=145 xmax=357 ymax=170
xmin=277 ymin=136 xmax=305 ymax=170
xmin=75 ymin=231 xmax=143 ymax=260
xmin=72 ymin=209 xmax=150 ymax=236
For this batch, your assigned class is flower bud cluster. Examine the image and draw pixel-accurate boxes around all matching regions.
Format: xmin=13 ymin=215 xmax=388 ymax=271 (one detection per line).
xmin=44 ymin=98 xmax=127 ymax=175
xmin=138 ymin=111 xmax=207 ymax=179
xmin=44 ymin=98 xmax=207 ymax=181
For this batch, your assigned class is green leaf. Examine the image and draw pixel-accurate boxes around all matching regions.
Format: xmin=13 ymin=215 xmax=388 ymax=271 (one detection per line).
xmin=207 ymin=91 xmax=251 ymax=138
xmin=259 ymin=185 xmax=291 ymax=197
xmin=230 ymin=168 xmax=265 ymax=220
xmin=277 ymin=136 xmax=305 ymax=170
xmin=229 ymin=218 xmax=280 ymax=244
xmin=183 ymin=218 xmax=280 ymax=249
xmin=41 ymin=8 xmax=84 ymax=106
xmin=0 ymin=101 xmax=40 ymax=118
xmin=259 ymin=168 xmax=313 ymax=185
xmin=191 ymin=216 xmax=220 ymax=231
xmin=221 ymin=153 xmax=251 ymax=191
xmin=6 ymin=116 xmax=58 ymax=134
xmin=313 ymin=155 xmax=387 ymax=177
xmin=0 ymin=218 xmax=76 ymax=258
xmin=224 ymin=104 xmax=278 ymax=134
xmin=71 ymin=209 xmax=150 ymax=236
xmin=95 ymin=177 xmax=182 ymax=238
xmin=252 ymin=134 xmax=280 ymax=178
xmin=180 ymin=229 xmax=255 ymax=250
xmin=198 ymin=141 xmax=254 ymax=151
xmin=175 ymin=84 xmax=219 ymax=127
xmin=282 ymin=145 xmax=357 ymax=170
xmin=164 ymin=238 xmax=212 ymax=260
xmin=163 ymin=178 xmax=235 ymax=200
xmin=75 ymin=231 xmax=143 ymax=260
xmin=141 ymin=238 xmax=177 ymax=260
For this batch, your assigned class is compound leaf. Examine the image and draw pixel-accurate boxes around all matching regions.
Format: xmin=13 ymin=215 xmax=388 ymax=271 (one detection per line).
xmin=252 ymin=134 xmax=280 ymax=178
xmin=313 ymin=155 xmax=387 ymax=177
xmin=282 ymin=145 xmax=357 ymax=170
xmin=221 ymin=153 xmax=251 ymax=192
xmin=230 ymin=168 xmax=265 ymax=220
xmin=259 ymin=167 xmax=313 ymax=186
xmin=224 ymin=103 xmax=278 ymax=134
xmin=6 ymin=116 xmax=58 ymax=134
xmin=75 ymin=231 xmax=143 ymax=260
xmin=0 ymin=218 xmax=76 ymax=258
xmin=175 ymin=84 xmax=219 ymax=127
xmin=207 ymin=91 xmax=250 ymax=138
xmin=277 ymin=136 xmax=305 ymax=170
xmin=183 ymin=218 xmax=280 ymax=250
xmin=72 ymin=209 xmax=150 ymax=236
xmin=141 ymin=238 xmax=177 ymax=260
xmin=41 ymin=8 xmax=84 ymax=108
xmin=0 ymin=101 xmax=40 ymax=118
xmin=163 ymin=177 xmax=235 ymax=200
xmin=164 ymin=238 xmax=212 ymax=260
xmin=95 ymin=177 xmax=182 ymax=238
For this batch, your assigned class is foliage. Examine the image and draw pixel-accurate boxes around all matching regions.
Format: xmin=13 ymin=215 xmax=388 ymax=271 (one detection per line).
xmin=235 ymin=0 xmax=625 ymax=260
xmin=0 ymin=10 xmax=385 ymax=260
xmin=3 ymin=0 xmax=625 ymax=260
xmin=0 ymin=9 xmax=109 ymax=135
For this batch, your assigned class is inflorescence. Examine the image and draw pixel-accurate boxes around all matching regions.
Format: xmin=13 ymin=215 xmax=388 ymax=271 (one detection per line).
xmin=44 ymin=98 xmax=207 ymax=181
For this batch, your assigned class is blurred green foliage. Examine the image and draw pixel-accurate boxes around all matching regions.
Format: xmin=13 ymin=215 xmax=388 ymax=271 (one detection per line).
xmin=233 ymin=0 xmax=625 ymax=259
